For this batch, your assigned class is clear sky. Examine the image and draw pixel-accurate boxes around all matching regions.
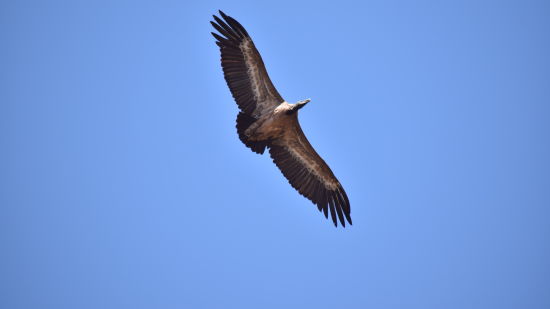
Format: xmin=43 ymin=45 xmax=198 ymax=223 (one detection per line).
xmin=1 ymin=0 xmax=549 ymax=308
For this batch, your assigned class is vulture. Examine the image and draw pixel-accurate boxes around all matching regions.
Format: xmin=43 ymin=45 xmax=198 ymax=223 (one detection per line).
xmin=211 ymin=11 xmax=352 ymax=227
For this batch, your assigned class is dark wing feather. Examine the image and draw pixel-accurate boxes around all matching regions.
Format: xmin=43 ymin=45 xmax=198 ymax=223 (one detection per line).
xmin=269 ymin=122 xmax=352 ymax=227
xmin=211 ymin=11 xmax=284 ymax=117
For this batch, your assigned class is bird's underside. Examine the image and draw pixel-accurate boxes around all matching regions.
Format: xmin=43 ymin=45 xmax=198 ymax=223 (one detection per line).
xmin=211 ymin=11 xmax=352 ymax=227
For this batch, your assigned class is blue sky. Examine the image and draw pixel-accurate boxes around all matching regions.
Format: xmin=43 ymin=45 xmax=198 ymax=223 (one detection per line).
xmin=1 ymin=0 xmax=549 ymax=308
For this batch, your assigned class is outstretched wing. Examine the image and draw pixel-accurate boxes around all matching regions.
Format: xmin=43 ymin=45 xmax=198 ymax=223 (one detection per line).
xmin=269 ymin=122 xmax=352 ymax=227
xmin=211 ymin=11 xmax=284 ymax=117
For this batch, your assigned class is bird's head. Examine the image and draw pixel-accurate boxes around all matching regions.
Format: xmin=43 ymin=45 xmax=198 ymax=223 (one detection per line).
xmin=286 ymin=99 xmax=311 ymax=115
xmin=295 ymin=98 xmax=311 ymax=110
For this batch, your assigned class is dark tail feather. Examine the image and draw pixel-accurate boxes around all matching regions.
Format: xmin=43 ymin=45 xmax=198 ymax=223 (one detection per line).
xmin=236 ymin=112 xmax=269 ymax=154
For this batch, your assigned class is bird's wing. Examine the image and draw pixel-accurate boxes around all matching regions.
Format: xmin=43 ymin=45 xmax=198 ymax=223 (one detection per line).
xmin=269 ymin=122 xmax=352 ymax=227
xmin=211 ymin=11 xmax=284 ymax=117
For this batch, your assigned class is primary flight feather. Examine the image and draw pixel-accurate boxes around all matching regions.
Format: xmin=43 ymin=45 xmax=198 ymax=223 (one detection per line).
xmin=211 ymin=10 xmax=352 ymax=227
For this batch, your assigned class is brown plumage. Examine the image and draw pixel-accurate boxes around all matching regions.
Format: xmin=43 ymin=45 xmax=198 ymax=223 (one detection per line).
xmin=211 ymin=11 xmax=352 ymax=227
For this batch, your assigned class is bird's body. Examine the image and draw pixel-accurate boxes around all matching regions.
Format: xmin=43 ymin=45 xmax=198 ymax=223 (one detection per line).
xmin=244 ymin=101 xmax=301 ymax=141
xmin=211 ymin=11 xmax=352 ymax=227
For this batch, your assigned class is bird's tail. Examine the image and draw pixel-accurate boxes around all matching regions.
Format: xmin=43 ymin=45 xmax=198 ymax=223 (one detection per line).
xmin=236 ymin=112 xmax=269 ymax=154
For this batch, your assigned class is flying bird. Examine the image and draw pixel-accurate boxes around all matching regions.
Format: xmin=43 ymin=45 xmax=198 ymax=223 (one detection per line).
xmin=211 ymin=11 xmax=352 ymax=227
